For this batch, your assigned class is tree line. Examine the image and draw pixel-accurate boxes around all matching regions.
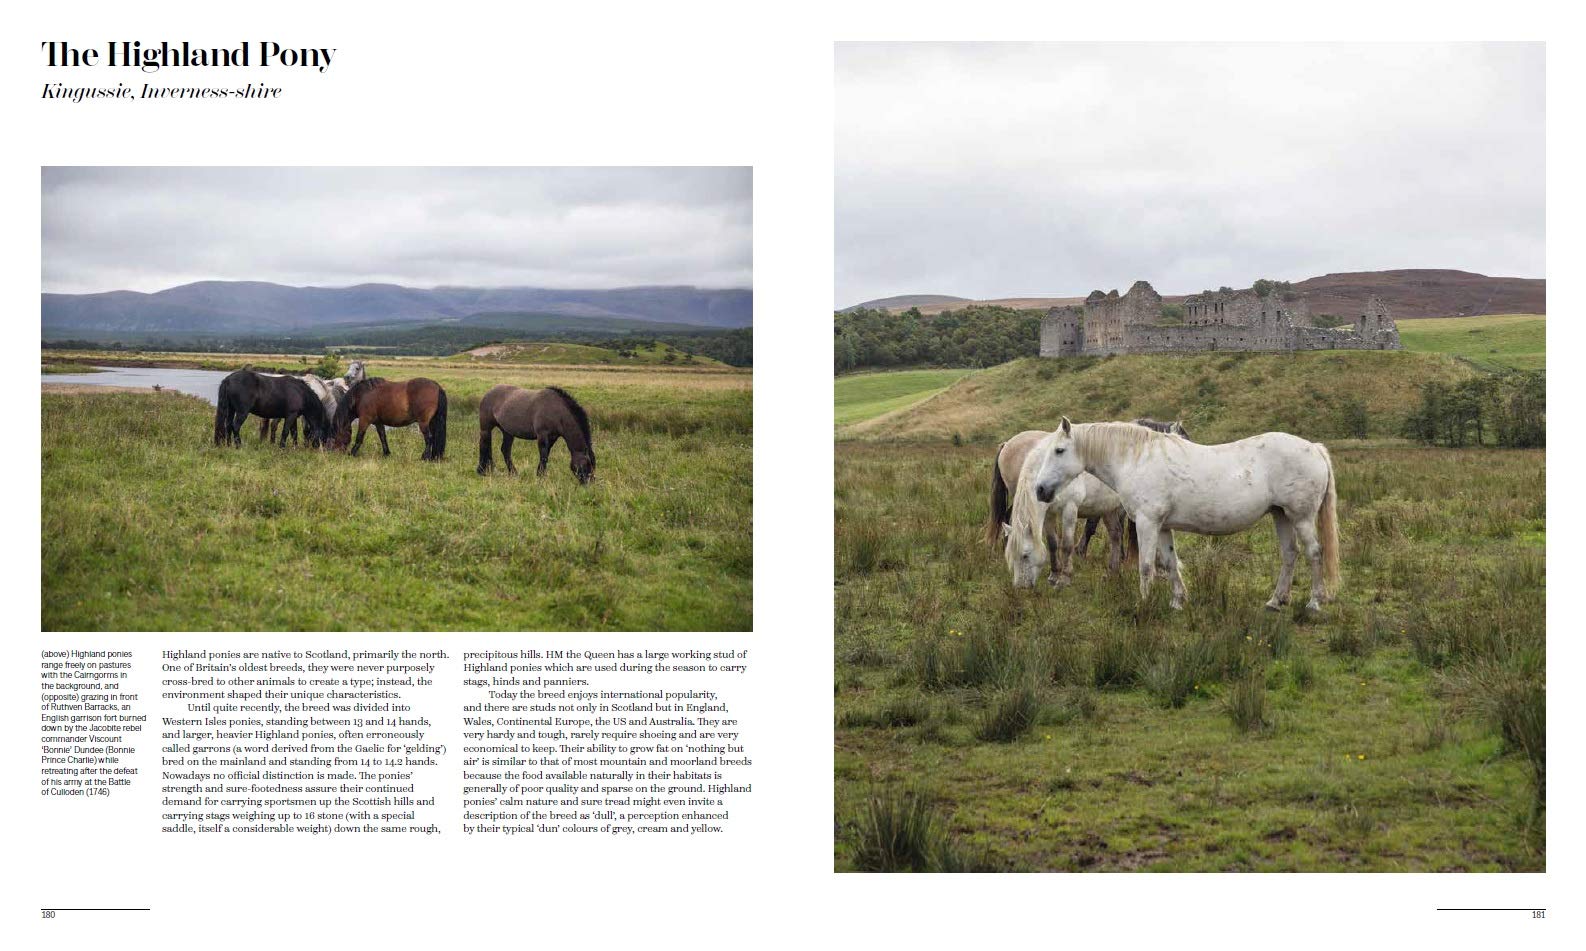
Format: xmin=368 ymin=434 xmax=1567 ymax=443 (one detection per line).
xmin=1401 ymin=371 xmax=1545 ymax=448
xmin=45 ymin=326 xmax=754 ymax=367
xmin=834 ymin=305 xmax=1043 ymax=373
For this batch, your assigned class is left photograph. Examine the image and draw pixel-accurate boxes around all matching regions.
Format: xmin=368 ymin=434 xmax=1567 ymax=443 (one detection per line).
xmin=41 ymin=166 xmax=753 ymax=631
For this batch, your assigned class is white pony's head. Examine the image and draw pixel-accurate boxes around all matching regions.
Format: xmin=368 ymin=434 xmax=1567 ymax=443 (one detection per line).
xmin=1031 ymin=417 xmax=1083 ymax=505
xmin=1002 ymin=520 xmax=1045 ymax=588
xmin=1003 ymin=439 xmax=1057 ymax=588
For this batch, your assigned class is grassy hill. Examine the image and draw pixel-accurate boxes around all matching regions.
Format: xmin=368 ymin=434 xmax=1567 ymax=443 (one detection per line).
xmin=838 ymin=351 xmax=1481 ymax=443
xmin=1397 ymin=313 xmax=1544 ymax=371
xmin=448 ymin=340 xmax=726 ymax=368
xmin=834 ymin=369 xmax=976 ymax=427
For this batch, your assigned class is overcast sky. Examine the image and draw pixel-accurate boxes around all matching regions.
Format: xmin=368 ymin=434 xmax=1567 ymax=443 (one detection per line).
xmin=836 ymin=42 xmax=1544 ymax=307
xmin=43 ymin=166 xmax=751 ymax=294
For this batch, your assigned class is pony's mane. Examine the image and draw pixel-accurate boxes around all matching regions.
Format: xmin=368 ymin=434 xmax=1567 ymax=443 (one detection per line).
xmin=1011 ymin=446 xmax=1050 ymax=551
xmin=546 ymin=386 xmax=591 ymax=445
xmin=1074 ymin=421 xmax=1169 ymax=464
xmin=334 ymin=377 xmax=382 ymax=432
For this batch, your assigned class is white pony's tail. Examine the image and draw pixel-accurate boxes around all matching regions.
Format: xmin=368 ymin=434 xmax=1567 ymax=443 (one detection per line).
xmin=1316 ymin=444 xmax=1341 ymax=599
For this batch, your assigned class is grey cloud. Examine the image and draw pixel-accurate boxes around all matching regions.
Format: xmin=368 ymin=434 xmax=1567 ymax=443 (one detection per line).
xmin=836 ymin=42 xmax=1543 ymax=306
xmin=43 ymin=166 xmax=751 ymax=293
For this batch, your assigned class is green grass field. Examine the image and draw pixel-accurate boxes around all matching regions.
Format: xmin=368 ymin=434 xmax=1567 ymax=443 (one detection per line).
xmin=834 ymin=368 xmax=977 ymax=428
xmin=1397 ymin=313 xmax=1545 ymax=371
xmin=836 ymin=441 xmax=1544 ymax=871
xmin=42 ymin=358 xmax=751 ymax=631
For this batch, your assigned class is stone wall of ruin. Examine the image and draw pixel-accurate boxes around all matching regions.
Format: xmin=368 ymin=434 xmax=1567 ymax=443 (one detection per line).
xmin=1040 ymin=281 xmax=1400 ymax=358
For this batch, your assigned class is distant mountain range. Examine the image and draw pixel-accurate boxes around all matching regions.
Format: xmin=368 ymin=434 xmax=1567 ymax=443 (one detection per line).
xmin=42 ymin=281 xmax=753 ymax=337
xmin=844 ymin=269 xmax=1544 ymax=320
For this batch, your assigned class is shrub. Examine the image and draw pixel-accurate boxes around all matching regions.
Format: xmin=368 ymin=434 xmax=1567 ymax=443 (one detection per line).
xmin=313 ymin=352 xmax=343 ymax=378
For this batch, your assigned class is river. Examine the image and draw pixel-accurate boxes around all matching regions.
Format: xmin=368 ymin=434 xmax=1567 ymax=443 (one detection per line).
xmin=41 ymin=366 xmax=233 ymax=405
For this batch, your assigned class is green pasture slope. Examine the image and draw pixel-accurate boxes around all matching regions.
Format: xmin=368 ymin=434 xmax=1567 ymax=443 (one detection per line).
xmin=834 ymin=368 xmax=977 ymax=428
xmin=1397 ymin=313 xmax=1545 ymax=371
xmin=834 ymin=351 xmax=1545 ymax=871
xmin=839 ymin=350 xmax=1480 ymax=443
xmin=42 ymin=361 xmax=751 ymax=631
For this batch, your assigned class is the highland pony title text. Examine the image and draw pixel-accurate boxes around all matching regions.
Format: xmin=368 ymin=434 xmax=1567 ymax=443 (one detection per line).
xmin=41 ymin=41 xmax=335 ymax=72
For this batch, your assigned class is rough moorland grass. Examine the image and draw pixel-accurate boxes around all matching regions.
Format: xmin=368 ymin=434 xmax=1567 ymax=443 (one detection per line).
xmin=835 ymin=441 xmax=1544 ymax=871
xmin=42 ymin=363 xmax=750 ymax=631
xmin=834 ymin=368 xmax=977 ymax=428
xmin=1397 ymin=314 xmax=1546 ymax=372
xmin=837 ymin=351 xmax=1479 ymax=443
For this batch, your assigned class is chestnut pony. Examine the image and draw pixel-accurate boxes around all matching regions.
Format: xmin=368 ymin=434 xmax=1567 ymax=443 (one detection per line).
xmin=332 ymin=377 xmax=448 ymax=460
xmin=476 ymin=384 xmax=595 ymax=483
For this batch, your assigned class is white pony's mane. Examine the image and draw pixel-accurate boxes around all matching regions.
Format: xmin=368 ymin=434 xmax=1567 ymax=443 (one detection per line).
xmin=1074 ymin=421 xmax=1174 ymax=466
xmin=1012 ymin=445 xmax=1050 ymax=552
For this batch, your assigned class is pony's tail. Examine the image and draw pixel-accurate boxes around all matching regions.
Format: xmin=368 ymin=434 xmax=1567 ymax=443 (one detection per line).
xmin=213 ymin=390 xmax=231 ymax=446
xmin=986 ymin=447 xmax=1008 ymax=550
xmin=1317 ymin=444 xmax=1341 ymax=599
xmin=430 ymin=387 xmax=448 ymax=460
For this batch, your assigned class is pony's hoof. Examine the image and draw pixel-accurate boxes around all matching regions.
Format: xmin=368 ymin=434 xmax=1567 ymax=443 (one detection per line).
xmin=1304 ymin=600 xmax=1322 ymax=614
xmin=1170 ymin=599 xmax=1186 ymax=610
xmin=1264 ymin=599 xmax=1284 ymax=612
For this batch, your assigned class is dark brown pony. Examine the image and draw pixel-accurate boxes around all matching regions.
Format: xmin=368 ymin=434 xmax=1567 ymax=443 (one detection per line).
xmin=476 ymin=384 xmax=595 ymax=483
xmin=332 ymin=377 xmax=448 ymax=460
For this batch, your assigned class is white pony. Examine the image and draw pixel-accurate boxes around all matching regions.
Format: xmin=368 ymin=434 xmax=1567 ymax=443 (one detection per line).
xmin=255 ymin=360 xmax=365 ymax=443
xmin=1029 ymin=419 xmax=1340 ymax=612
xmin=986 ymin=430 xmax=1131 ymax=588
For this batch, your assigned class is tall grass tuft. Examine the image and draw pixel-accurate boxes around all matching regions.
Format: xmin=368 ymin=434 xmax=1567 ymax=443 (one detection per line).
xmin=1445 ymin=656 xmax=1545 ymax=808
xmin=976 ymin=682 xmax=1043 ymax=742
xmin=838 ymin=695 xmax=933 ymax=730
xmin=848 ymin=788 xmax=983 ymax=872
xmin=1226 ymin=670 xmax=1270 ymax=733
xmin=1140 ymin=645 xmax=1200 ymax=709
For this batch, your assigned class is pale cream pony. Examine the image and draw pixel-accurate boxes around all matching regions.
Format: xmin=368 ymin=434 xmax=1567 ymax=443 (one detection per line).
xmin=986 ymin=429 xmax=1132 ymax=588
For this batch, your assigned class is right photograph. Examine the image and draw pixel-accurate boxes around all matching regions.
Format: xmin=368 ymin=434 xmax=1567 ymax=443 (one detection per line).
xmin=834 ymin=42 xmax=1545 ymax=871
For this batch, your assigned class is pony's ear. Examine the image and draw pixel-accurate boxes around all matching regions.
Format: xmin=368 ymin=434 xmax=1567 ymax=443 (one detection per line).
xmin=1058 ymin=416 xmax=1072 ymax=435
xmin=1000 ymin=522 xmax=1012 ymax=539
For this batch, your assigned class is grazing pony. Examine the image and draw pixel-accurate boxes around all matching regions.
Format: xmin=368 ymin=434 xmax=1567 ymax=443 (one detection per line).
xmin=1030 ymin=419 xmax=1339 ymax=612
xmin=476 ymin=384 xmax=595 ymax=484
xmin=257 ymin=361 xmax=366 ymax=444
xmin=987 ymin=429 xmax=1132 ymax=588
xmin=213 ymin=370 xmax=330 ymax=448
xmin=332 ymin=377 xmax=448 ymax=460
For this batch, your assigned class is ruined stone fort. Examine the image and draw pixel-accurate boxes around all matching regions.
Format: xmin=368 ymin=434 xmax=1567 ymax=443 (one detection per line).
xmin=1039 ymin=280 xmax=1401 ymax=357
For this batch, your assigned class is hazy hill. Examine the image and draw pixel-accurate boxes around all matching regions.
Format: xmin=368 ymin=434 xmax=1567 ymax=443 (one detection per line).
xmin=42 ymin=281 xmax=753 ymax=335
xmin=840 ymin=294 xmax=970 ymax=313
xmin=1291 ymin=270 xmax=1544 ymax=319
xmin=845 ymin=269 xmax=1543 ymax=319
